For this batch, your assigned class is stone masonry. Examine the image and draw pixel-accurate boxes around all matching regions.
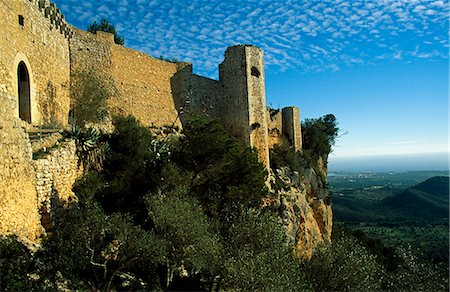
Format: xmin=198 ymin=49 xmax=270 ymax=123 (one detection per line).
xmin=0 ymin=90 xmax=42 ymax=240
xmin=0 ymin=0 xmax=71 ymax=127
xmin=0 ymin=0 xmax=305 ymax=240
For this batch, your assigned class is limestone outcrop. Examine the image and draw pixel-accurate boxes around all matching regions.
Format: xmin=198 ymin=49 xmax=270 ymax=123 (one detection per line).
xmin=267 ymin=160 xmax=332 ymax=258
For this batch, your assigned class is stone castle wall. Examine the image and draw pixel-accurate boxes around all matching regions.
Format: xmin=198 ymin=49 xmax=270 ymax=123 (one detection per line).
xmin=246 ymin=46 xmax=270 ymax=168
xmin=0 ymin=89 xmax=80 ymax=241
xmin=65 ymin=29 xmax=304 ymax=171
xmin=33 ymin=140 xmax=79 ymax=215
xmin=267 ymin=109 xmax=283 ymax=148
xmin=70 ymin=29 xmax=183 ymax=128
xmin=0 ymin=91 xmax=42 ymax=240
xmin=282 ymin=106 xmax=302 ymax=152
xmin=171 ymin=64 xmax=221 ymax=121
xmin=69 ymin=29 xmax=112 ymax=75
xmin=110 ymin=44 xmax=181 ymax=127
xmin=69 ymin=34 xmax=285 ymax=170
xmin=0 ymin=0 xmax=71 ymax=126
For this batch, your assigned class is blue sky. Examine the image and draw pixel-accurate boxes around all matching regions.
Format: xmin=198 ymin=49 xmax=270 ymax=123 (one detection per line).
xmin=53 ymin=0 xmax=449 ymax=163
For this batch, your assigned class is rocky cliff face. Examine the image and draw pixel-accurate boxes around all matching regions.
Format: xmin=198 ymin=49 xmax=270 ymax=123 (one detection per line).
xmin=267 ymin=156 xmax=332 ymax=258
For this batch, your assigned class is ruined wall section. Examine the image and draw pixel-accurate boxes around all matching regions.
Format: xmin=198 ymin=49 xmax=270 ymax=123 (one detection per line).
xmin=282 ymin=106 xmax=302 ymax=152
xmin=0 ymin=0 xmax=71 ymax=126
xmin=33 ymin=140 xmax=79 ymax=212
xmin=33 ymin=140 xmax=79 ymax=235
xmin=246 ymin=46 xmax=269 ymax=168
xmin=0 ymin=91 xmax=42 ymax=241
xmin=267 ymin=109 xmax=283 ymax=148
xmin=110 ymin=45 xmax=181 ymax=128
xmin=171 ymin=64 xmax=221 ymax=122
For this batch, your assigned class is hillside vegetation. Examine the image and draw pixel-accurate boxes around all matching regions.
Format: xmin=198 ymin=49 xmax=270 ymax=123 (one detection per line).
xmin=382 ymin=176 xmax=449 ymax=219
xmin=1 ymin=116 xmax=448 ymax=291
xmin=333 ymin=175 xmax=449 ymax=224
xmin=331 ymin=172 xmax=449 ymax=263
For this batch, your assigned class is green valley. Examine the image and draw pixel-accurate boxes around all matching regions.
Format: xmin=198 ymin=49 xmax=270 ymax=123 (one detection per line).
xmin=330 ymin=171 xmax=449 ymax=263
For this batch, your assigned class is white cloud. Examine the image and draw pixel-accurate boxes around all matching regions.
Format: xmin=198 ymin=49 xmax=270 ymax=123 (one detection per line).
xmin=51 ymin=0 xmax=448 ymax=77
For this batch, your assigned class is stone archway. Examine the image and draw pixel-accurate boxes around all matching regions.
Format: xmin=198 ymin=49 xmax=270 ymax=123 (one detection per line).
xmin=17 ymin=61 xmax=31 ymax=123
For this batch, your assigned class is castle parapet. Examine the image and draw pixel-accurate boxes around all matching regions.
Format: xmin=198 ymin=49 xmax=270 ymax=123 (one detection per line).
xmin=36 ymin=0 xmax=73 ymax=38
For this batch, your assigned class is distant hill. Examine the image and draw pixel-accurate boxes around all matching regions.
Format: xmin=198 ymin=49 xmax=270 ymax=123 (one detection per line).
xmin=382 ymin=176 xmax=449 ymax=221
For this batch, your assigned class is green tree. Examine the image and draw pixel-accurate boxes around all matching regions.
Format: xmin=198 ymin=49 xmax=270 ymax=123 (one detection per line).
xmin=87 ymin=17 xmax=124 ymax=45
xmin=0 ymin=237 xmax=35 ymax=290
xmin=383 ymin=245 xmax=449 ymax=291
xmin=70 ymin=71 xmax=111 ymax=126
xmin=171 ymin=116 xmax=267 ymax=219
xmin=98 ymin=115 xmax=168 ymax=221
xmin=300 ymin=234 xmax=383 ymax=291
xmin=42 ymin=188 xmax=166 ymax=290
xmin=221 ymin=209 xmax=310 ymax=291
xmin=147 ymin=188 xmax=222 ymax=288
xmin=302 ymin=113 xmax=339 ymax=161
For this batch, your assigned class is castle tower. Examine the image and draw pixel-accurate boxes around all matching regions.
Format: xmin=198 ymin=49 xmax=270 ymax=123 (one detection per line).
xmin=282 ymin=106 xmax=302 ymax=152
xmin=219 ymin=45 xmax=270 ymax=169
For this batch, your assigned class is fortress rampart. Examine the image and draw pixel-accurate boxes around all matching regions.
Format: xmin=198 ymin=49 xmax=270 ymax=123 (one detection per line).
xmin=0 ymin=0 xmax=71 ymax=127
xmin=67 ymin=30 xmax=302 ymax=168
xmin=0 ymin=0 xmax=304 ymax=240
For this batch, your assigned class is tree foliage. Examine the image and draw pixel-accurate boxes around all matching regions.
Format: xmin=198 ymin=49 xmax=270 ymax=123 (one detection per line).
xmin=171 ymin=116 xmax=267 ymax=218
xmin=0 ymin=237 xmax=35 ymax=290
xmin=300 ymin=234 xmax=384 ymax=291
xmin=302 ymin=113 xmax=339 ymax=161
xmin=383 ymin=245 xmax=449 ymax=291
xmin=98 ymin=115 xmax=165 ymax=221
xmin=270 ymin=138 xmax=307 ymax=173
xmin=147 ymin=188 xmax=222 ymax=288
xmin=2 ymin=113 xmax=447 ymax=291
xmin=222 ymin=210 xmax=310 ymax=291
xmin=70 ymin=71 xmax=110 ymax=126
xmin=87 ymin=17 xmax=124 ymax=45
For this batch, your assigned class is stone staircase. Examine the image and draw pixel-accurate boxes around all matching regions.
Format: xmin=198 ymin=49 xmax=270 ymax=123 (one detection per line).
xmin=26 ymin=127 xmax=64 ymax=153
xmin=27 ymin=127 xmax=62 ymax=143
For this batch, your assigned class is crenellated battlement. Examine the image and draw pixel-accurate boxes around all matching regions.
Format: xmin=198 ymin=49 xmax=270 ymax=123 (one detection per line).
xmin=34 ymin=0 xmax=73 ymax=38
xmin=0 ymin=0 xmax=307 ymax=243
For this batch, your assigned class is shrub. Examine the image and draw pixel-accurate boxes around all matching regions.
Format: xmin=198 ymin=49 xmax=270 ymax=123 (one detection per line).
xmin=383 ymin=245 xmax=449 ymax=291
xmin=221 ymin=209 xmax=310 ymax=291
xmin=65 ymin=125 xmax=110 ymax=172
xmin=171 ymin=116 xmax=267 ymax=218
xmin=147 ymin=188 xmax=222 ymax=288
xmin=0 ymin=237 xmax=35 ymax=290
xmin=300 ymin=233 xmax=383 ymax=291
xmin=269 ymin=138 xmax=306 ymax=172
xmin=42 ymin=196 xmax=166 ymax=290
xmin=71 ymin=71 xmax=111 ymax=126
xmin=302 ymin=114 xmax=339 ymax=161
xmin=98 ymin=116 xmax=167 ymax=220
xmin=87 ymin=18 xmax=124 ymax=45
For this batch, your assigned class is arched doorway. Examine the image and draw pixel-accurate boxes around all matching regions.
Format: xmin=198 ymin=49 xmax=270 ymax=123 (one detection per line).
xmin=17 ymin=61 xmax=31 ymax=123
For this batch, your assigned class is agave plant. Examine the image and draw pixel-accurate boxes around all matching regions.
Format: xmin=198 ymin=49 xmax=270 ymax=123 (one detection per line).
xmin=66 ymin=125 xmax=110 ymax=172
xmin=148 ymin=139 xmax=171 ymax=167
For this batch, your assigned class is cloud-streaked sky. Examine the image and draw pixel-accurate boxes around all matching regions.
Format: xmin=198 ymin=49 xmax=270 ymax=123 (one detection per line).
xmin=53 ymin=0 xmax=449 ymax=162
